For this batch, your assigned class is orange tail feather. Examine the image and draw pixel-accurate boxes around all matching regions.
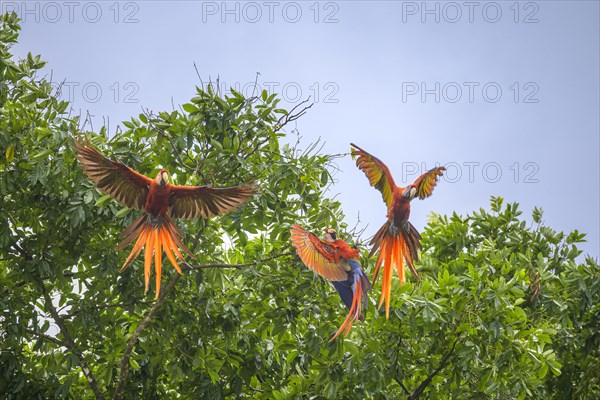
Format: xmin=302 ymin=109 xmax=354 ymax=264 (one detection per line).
xmin=154 ymin=228 xmax=162 ymax=299
xmin=120 ymin=225 xmax=150 ymax=272
xmin=161 ymin=227 xmax=183 ymax=274
xmin=329 ymin=278 xmax=366 ymax=342
xmin=117 ymin=215 xmax=192 ymax=297
xmin=372 ymin=221 xmax=422 ymax=318
xmin=143 ymin=228 xmax=154 ymax=294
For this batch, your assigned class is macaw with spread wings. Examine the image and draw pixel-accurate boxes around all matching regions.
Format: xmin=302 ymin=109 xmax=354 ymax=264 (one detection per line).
xmin=290 ymin=225 xmax=371 ymax=341
xmin=72 ymin=136 xmax=255 ymax=298
xmin=351 ymin=143 xmax=445 ymax=318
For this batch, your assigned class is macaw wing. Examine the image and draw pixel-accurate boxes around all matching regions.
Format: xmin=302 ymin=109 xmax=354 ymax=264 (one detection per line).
xmin=351 ymin=143 xmax=396 ymax=208
xmin=72 ymin=136 xmax=151 ymax=211
xmin=412 ymin=167 xmax=445 ymax=200
xmin=168 ymin=184 xmax=255 ymax=220
xmin=332 ymin=274 xmax=355 ymax=309
xmin=290 ymin=224 xmax=349 ymax=282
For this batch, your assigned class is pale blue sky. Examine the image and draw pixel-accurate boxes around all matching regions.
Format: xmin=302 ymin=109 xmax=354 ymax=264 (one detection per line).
xmin=6 ymin=0 xmax=599 ymax=257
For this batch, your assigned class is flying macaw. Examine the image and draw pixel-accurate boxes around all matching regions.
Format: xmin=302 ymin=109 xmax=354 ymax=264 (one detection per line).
xmin=290 ymin=225 xmax=371 ymax=341
xmin=351 ymin=143 xmax=445 ymax=318
xmin=72 ymin=136 xmax=255 ymax=298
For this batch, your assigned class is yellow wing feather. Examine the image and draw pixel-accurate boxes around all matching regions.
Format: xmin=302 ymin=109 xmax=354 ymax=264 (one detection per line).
xmin=351 ymin=143 xmax=397 ymax=208
xmin=412 ymin=167 xmax=445 ymax=200
xmin=290 ymin=225 xmax=349 ymax=282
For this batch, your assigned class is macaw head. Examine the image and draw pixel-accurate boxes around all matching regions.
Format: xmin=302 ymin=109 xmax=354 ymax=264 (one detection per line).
xmin=156 ymin=170 xmax=169 ymax=186
xmin=324 ymin=228 xmax=337 ymax=242
xmin=403 ymin=185 xmax=417 ymax=200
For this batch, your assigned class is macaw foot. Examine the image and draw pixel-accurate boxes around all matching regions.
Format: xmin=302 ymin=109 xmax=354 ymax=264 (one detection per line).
xmin=401 ymin=220 xmax=411 ymax=233
xmin=387 ymin=220 xmax=410 ymax=236
xmin=387 ymin=222 xmax=399 ymax=237
xmin=147 ymin=214 xmax=164 ymax=228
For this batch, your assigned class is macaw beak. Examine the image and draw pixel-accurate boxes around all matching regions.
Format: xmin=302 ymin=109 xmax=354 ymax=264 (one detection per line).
xmin=160 ymin=171 xmax=169 ymax=186
xmin=325 ymin=229 xmax=337 ymax=241
xmin=404 ymin=186 xmax=417 ymax=199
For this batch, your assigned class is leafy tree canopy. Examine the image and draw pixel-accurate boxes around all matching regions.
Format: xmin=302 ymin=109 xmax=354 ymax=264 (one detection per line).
xmin=1 ymin=13 xmax=598 ymax=400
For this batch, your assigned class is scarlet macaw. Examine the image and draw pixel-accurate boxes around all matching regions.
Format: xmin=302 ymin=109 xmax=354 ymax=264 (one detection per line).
xmin=351 ymin=143 xmax=445 ymax=317
xmin=290 ymin=225 xmax=371 ymax=341
xmin=72 ymin=136 xmax=255 ymax=298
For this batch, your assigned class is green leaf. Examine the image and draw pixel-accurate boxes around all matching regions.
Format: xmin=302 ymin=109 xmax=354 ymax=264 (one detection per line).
xmin=182 ymin=103 xmax=198 ymax=113
xmin=5 ymin=143 xmax=14 ymax=163
xmin=95 ymin=194 xmax=113 ymax=207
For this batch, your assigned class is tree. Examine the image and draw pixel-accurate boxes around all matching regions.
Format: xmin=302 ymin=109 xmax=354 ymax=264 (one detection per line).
xmin=1 ymin=13 xmax=598 ymax=399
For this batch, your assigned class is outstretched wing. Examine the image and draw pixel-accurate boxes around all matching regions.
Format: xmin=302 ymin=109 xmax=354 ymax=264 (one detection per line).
xmin=168 ymin=184 xmax=256 ymax=220
xmin=72 ymin=136 xmax=151 ymax=211
xmin=412 ymin=167 xmax=445 ymax=200
xmin=351 ymin=143 xmax=397 ymax=208
xmin=290 ymin=224 xmax=349 ymax=282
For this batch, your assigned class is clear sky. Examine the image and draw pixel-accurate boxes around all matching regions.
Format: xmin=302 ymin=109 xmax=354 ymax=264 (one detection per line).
xmin=5 ymin=0 xmax=599 ymax=258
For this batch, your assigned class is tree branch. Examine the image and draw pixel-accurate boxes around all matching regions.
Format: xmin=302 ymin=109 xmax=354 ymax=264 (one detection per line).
xmin=36 ymin=277 xmax=106 ymax=400
xmin=394 ymin=375 xmax=411 ymax=396
xmin=274 ymin=97 xmax=313 ymax=132
xmin=13 ymin=243 xmax=105 ymax=399
xmin=24 ymin=328 xmax=66 ymax=347
xmin=185 ymin=250 xmax=293 ymax=270
xmin=111 ymin=248 xmax=292 ymax=400
xmin=408 ymin=335 xmax=463 ymax=400
xmin=112 ymin=273 xmax=182 ymax=400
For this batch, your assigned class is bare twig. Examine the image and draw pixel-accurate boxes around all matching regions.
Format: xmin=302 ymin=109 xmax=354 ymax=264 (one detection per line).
xmin=193 ymin=62 xmax=204 ymax=90
xmin=142 ymin=108 xmax=195 ymax=174
xmin=274 ymin=97 xmax=314 ymax=132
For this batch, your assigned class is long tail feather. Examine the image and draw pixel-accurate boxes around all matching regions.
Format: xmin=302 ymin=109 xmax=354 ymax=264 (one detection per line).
xmin=372 ymin=220 xmax=422 ymax=318
xmin=143 ymin=228 xmax=153 ymax=294
xmin=163 ymin=216 xmax=193 ymax=257
xmin=161 ymin=227 xmax=183 ymax=274
xmin=154 ymin=229 xmax=162 ymax=299
xmin=116 ymin=215 xmax=192 ymax=297
xmin=120 ymin=225 xmax=150 ymax=272
xmin=329 ymin=272 xmax=370 ymax=342
xmin=116 ymin=215 xmax=146 ymax=250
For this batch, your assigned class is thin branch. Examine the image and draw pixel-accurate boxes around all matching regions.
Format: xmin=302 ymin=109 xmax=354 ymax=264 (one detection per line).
xmin=274 ymin=97 xmax=314 ymax=132
xmin=112 ymin=274 xmax=182 ymax=400
xmin=15 ymin=271 xmax=76 ymax=288
xmin=24 ymin=328 xmax=66 ymax=347
xmin=36 ymin=277 xmax=106 ymax=400
xmin=112 ymin=242 xmax=291 ymax=399
xmin=394 ymin=375 xmax=411 ymax=396
xmin=12 ymin=243 xmax=104 ymax=398
xmin=65 ymin=300 xmax=153 ymax=319
xmin=193 ymin=62 xmax=204 ymax=90
xmin=250 ymin=71 xmax=261 ymax=100
xmin=185 ymin=250 xmax=293 ymax=270
xmin=408 ymin=334 xmax=463 ymax=400
xmin=142 ymin=108 xmax=195 ymax=173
